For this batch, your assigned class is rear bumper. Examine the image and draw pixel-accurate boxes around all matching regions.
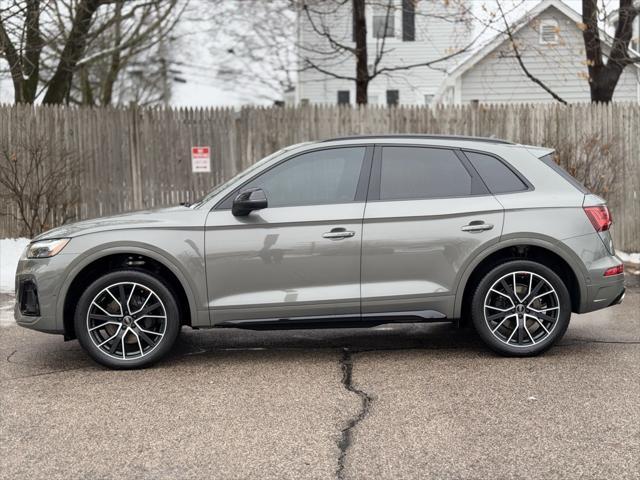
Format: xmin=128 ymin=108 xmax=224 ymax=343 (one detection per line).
xmin=609 ymin=287 xmax=625 ymax=306
xmin=579 ymin=274 xmax=625 ymax=314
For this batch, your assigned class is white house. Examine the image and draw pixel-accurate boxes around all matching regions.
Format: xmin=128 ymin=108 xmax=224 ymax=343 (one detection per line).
xmin=295 ymin=0 xmax=640 ymax=106
xmin=295 ymin=0 xmax=473 ymax=106
xmin=436 ymin=0 xmax=640 ymax=104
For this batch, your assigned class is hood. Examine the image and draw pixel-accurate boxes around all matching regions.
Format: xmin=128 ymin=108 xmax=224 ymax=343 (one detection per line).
xmin=33 ymin=206 xmax=198 ymax=241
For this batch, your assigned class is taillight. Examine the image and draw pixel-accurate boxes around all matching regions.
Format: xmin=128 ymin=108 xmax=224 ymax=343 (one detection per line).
xmin=604 ymin=264 xmax=624 ymax=276
xmin=584 ymin=205 xmax=612 ymax=232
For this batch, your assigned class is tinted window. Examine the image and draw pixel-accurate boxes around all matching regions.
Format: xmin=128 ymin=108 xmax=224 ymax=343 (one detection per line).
xmin=380 ymin=147 xmax=472 ymax=200
xmin=243 ymin=147 xmax=365 ymax=207
xmin=465 ymin=151 xmax=527 ymax=194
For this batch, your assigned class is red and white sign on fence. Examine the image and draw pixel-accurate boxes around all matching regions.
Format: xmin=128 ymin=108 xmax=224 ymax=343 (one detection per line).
xmin=191 ymin=146 xmax=211 ymax=173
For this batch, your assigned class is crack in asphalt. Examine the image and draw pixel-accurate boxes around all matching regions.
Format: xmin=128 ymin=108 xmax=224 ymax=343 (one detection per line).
xmin=1 ymin=367 xmax=90 ymax=382
xmin=6 ymin=349 xmax=17 ymax=363
xmin=3 ymin=347 xmax=90 ymax=382
xmin=336 ymin=348 xmax=372 ymax=480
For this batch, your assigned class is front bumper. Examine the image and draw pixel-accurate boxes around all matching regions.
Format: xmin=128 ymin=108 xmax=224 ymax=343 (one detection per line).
xmin=14 ymin=254 xmax=73 ymax=334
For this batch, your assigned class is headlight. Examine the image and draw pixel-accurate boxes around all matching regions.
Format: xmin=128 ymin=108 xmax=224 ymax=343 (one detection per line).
xmin=27 ymin=239 xmax=70 ymax=259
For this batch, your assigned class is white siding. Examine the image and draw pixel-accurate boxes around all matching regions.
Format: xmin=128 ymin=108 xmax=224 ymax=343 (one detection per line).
xmin=296 ymin=1 xmax=472 ymax=105
xmin=457 ymin=6 xmax=639 ymax=104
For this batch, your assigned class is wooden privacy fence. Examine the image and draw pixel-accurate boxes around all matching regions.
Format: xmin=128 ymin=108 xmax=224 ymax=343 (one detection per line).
xmin=0 ymin=103 xmax=639 ymax=250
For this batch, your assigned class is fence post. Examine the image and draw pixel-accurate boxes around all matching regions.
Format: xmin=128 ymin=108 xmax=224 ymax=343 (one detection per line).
xmin=129 ymin=106 xmax=143 ymax=211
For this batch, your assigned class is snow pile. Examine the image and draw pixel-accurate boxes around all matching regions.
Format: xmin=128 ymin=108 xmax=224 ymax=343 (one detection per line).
xmin=617 ymin=251 xmax=640 ymax=265
xmin=0 ymin=238 xmax=29 ymax=293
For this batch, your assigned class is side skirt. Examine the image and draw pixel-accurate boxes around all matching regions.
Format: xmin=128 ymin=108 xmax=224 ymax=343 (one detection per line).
xmin=214 ymin=310 xmax=447 ymax=330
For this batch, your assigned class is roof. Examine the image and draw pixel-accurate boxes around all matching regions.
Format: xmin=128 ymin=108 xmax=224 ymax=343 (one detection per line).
xmin=434 ymin=0 xmax=640 ymax=102
xmin=320 ymin=134 xmax=514 ymax=145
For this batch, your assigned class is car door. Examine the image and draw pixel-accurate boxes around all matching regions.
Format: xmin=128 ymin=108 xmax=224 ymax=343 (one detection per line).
xmin=361 ymin=145 xmax=504 ymax=318
xmin=205 ymin=146 xmax=373 ymax=325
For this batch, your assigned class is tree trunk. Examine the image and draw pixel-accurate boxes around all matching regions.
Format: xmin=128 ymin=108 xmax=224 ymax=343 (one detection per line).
xmin=43 ymin=0 xmax=102 ymax=104
xmin=588 ymin=65 xmax=623 ymax=103
xmin=100 ymin=0 xmax=124 ymax=106
xmin=22 ymin=0 xmax=43 ymax=103
xmin=582 ymin=0 xmax=638 ymax=103
xmin=353 ymin=0 xmax=368 ymax=105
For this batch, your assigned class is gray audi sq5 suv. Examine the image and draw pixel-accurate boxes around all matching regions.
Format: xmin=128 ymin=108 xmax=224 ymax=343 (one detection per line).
xmin=15 ymin=135 xmax=625 ymax=368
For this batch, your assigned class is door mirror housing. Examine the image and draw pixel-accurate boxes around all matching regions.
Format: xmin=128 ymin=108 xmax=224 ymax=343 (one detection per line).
xmin=232 ymin=188 xmax=268 ymax=216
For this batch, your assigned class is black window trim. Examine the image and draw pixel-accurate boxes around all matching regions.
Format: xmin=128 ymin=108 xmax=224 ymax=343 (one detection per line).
xmin=214 ymin=145 xmax=374 ymax=210
xmin=460 ymin=148 xmax=535 ymax=194
xmin=367 ymin=143 xmax=492 ymax=202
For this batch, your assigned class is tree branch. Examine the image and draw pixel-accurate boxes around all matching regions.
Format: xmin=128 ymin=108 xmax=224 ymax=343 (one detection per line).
xmin=497 ymin=0 xmax=567 ymax=105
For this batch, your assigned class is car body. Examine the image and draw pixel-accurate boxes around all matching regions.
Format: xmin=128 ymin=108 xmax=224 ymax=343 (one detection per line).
xmin=15 ymin=135 xmax=625 ymax=368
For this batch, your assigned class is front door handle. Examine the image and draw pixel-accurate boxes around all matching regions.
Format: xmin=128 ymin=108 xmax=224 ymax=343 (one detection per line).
xmin=322 ymin=228 xmax=356 ymax=240
xmin=461 ymin=221 xmax=494 ymax=232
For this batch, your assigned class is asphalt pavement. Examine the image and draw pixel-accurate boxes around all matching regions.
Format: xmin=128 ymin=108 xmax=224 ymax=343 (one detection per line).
xmin=1 ymin=286 xmax=638 ymax=480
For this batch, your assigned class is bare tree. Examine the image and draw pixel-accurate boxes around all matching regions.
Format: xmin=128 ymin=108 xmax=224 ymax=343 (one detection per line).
xmin=0 ymin=134 xmax=81 ymax=237
xmin=0 ymin=0 xmax=185 ymax=105
xmin=179 ymin=0 xmax=295 ymax=104
xmin=297 ymin=0 xmax=484 ymax=105
xmin=546 ymin=132 xmax=619 ymax=196
xmin=495 ymin=0 xmax=568 ymax=104
xmin=582 ymin=0 xmax=640 ymax=103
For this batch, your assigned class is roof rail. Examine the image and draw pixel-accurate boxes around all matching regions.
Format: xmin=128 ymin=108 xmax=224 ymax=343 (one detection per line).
xmin=320 ymin=134 xmax=514 ymax=145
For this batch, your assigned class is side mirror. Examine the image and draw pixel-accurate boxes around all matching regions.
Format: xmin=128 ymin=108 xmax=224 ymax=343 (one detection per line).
xmin=232 ymin=188 xmax=268 ymax=216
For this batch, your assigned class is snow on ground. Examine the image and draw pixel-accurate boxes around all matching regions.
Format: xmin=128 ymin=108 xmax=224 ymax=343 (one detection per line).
xmin=618 ymin=251 xmax=640 ymax=276
xmin=1 ymin=238 xmax=29 ymax=293
xmin=617 ymin=251 xmax=640 ymax=265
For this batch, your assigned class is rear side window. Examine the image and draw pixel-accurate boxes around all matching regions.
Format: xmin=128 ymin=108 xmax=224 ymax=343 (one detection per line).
xmin=465 ymin=151 xmax=527 ymax=194
xmin=539 ymin=153 xmax=590 ymax=194
xmin=380 ymin=147 xmax=472 ymax=200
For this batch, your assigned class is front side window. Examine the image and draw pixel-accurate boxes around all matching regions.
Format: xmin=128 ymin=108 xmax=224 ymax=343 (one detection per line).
xmin=465 ymin=151 xmax=527 ymax=194
xmin=243 ymin=147 xmax=365 ymax=207
xmin=380 ymin=147 xmax=472 ymax=200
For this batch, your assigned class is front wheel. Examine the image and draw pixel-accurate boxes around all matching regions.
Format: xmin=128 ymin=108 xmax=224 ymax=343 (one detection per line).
xmin=471 ymin=260 xmax=572 ymax=356
xmin=75 ymin=270 xmax=181 ymax=369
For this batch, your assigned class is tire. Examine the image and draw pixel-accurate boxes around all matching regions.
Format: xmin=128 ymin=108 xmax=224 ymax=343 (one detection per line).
xmin=75 ymin=270 xmax=181 ymax=369
xmin=471 ymin=260 xmax=571 ymax=356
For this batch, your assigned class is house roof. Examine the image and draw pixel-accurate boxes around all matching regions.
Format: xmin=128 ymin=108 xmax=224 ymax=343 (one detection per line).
xmin=434 ymin=0 xmax=640 ymax=102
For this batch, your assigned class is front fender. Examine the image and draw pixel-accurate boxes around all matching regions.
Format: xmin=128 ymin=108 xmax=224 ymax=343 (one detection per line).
xmin=55 ymin=240 xmax=207 ymax=332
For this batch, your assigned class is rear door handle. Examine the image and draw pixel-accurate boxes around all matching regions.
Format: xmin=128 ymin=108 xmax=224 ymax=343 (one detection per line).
xmin=461 ymin=222 xmax=494 ymax=232
xmin=322 ymin=228 xmax=355 ymax=240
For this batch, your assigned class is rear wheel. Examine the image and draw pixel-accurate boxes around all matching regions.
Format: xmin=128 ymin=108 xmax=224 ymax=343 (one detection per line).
xmin=471 ymin=260 xmax=571 ymax=356
xmin=75 ymin=270 xmax=180 ymax=369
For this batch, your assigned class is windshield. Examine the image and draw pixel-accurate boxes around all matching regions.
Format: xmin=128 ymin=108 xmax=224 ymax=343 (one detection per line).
xmin=192 ymin=147 xmax=289 ymax=208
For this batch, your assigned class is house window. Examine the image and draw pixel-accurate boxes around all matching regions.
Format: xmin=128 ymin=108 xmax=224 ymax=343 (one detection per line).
xmin=402 ymin=0 xmax=415 ymax=41
xmin=539 ymin=19 xmax=559 ymax=45
xmin=424 ymin=94 xmax=434 ymax=105
xmin=386 ymin=90 xmax=399 ymax=106
xmin=373 ymin=4 xmax=395 ymax=39
xmin=337 ymin=90 xmax=350 ymax=105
